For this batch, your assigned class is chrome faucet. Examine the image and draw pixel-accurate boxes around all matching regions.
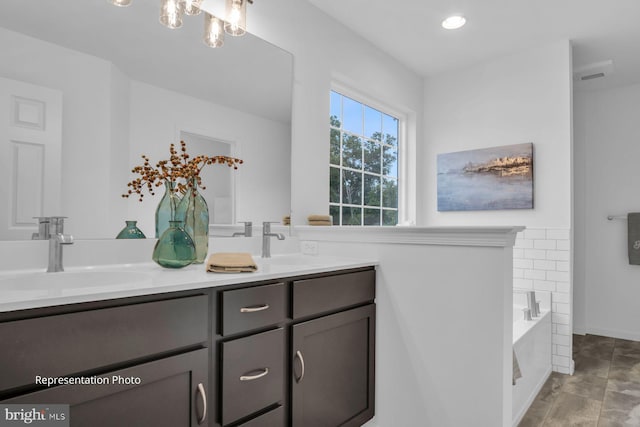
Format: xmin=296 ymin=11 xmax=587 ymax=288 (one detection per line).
xmin=262 ymin=221 xmax=285 ymax=258
xmin=47 ymin=217 xmax=74 ymax=273
xmin=232 ymin=221 xmax=253 ymax=237
xmin=32 ymin=217 xmax=51 ymax=240
xmin=526 ymin=291 xmax=540 ymax=317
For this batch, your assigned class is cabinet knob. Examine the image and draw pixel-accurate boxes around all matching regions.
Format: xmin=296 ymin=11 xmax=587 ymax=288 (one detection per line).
xmin=197 ymin=382 xmax=207 ymax=425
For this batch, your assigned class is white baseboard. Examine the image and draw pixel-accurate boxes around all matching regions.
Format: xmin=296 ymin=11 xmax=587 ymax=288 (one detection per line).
xmin=586 ymin=327 xmax=640 ymax=342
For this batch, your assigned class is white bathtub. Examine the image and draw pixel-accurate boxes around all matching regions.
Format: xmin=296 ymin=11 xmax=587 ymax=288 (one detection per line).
xmin=512 ymin=290 xmax=552 ymax=427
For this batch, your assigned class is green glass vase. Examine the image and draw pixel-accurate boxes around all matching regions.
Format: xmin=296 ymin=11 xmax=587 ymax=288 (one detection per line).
xmin=152 ymin=220 xmax=196 ymax=268
xmin=116 ymin=220 xmax=146 ymax=239
xmin=155 ymin=180 xmax=181 ymax=238
xmin=176 ymin=178 xmax=209 ymax=263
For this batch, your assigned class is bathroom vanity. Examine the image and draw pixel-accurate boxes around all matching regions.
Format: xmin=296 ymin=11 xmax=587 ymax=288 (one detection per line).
xmin=0 ymin=257 xmax=376 ymax=427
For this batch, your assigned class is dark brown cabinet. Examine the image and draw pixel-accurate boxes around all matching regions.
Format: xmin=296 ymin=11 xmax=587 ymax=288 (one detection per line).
xmin=291 ymin=304 xmax=375 ymax=427
xmin=4 ymin=349 xmax=209 ymax=427
xmin=0 ymin=266 xmax=375 ymax=427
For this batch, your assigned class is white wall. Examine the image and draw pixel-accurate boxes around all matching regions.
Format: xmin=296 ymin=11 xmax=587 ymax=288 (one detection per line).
xmin=247 ymin=0 xmax=424 ymax=225
xmin=126 ymin=81 xmax=291 ymax=237
xmin=574 ymin=83 xmax=640 ymax=340
xmin=422 ymin=40 xmax=573 ymax=229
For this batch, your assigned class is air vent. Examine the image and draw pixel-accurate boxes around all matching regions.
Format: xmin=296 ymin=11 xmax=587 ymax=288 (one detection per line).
xmin=573 ymin=60 xmax=614 ymax=83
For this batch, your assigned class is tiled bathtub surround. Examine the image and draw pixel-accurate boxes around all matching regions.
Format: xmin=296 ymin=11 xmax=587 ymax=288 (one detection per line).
xmin=513 ymin=228 xmax=572 ymax=374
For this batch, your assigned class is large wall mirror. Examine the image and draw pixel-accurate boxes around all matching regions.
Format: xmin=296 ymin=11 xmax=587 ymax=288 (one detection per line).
xmin=0 ymin=0 xmax=292 ymax=240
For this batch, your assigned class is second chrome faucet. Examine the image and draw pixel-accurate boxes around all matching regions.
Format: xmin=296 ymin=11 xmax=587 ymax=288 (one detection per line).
xmin=262 ymin=221 xmax=285 ymax=258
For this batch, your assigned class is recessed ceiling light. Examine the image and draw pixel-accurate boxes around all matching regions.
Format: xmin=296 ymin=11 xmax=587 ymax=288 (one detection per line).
xmin=442 ymin=15 xmax=466 ymax=30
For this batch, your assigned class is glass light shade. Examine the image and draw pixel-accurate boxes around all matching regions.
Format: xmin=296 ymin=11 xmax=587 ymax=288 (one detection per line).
xmin=204 ymin=13 xmax=225 ymax=48
xmin=184 ymin=0 xmax=202 ymax=16
xmin=442 ymin=15 xmax=466 ymax=30
xmin=160 ymin=0 xmax=185 ymax=29
xmin=224 ymin=0 xmax=246 ymax=36
xmin=109 ymin=0 xmax=133 ymax=6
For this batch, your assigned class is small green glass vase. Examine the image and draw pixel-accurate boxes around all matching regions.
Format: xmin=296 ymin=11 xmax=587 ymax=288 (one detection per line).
xmin=152 ymin=220 xmax=196 ymax=268
xmin=116 ymin=220 xmax=146 ymax=239
xmin=155 ymin=180 xmax=182 ymax=238
xmin=176 ymin=178 xmax=209 ymax=264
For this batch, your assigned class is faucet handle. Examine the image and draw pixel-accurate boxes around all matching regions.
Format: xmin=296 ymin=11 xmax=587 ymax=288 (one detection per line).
xmin=32 ymin=217 xmax=51 ymax=240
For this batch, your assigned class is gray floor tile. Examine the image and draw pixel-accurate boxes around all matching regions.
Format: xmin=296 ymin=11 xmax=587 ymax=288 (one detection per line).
xmin=563 ymin=374 xmax=607 ymax=401
xmin=575 ymin=355 xmax=611 ymax=379
xmin=580 ymin=341 xmax=615 ymax=361
xmin=518 ymin=399 xmax=552 ymax=427
xmin=606 ymin=378 xmax=640 ymax=398
xmin=537 ymin=372 xmax=568 ymax=403
xmin=611 ymin=354 xmax=640 ymax=370
xmin=600 ymin=390 xmax=640 ymax=425
xmin=544 ymin=392 xmax=601 ymax=427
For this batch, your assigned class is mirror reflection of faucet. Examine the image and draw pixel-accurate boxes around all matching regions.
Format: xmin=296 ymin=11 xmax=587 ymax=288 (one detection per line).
xmin=232 ymin=221 xmax=253 ymax=237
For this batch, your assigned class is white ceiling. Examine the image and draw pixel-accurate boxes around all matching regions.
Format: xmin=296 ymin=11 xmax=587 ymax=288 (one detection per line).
xmin=0 ymin=0 xmax=293 ymax=123
xmin=307 ymin=0 xmax=640 ymax=90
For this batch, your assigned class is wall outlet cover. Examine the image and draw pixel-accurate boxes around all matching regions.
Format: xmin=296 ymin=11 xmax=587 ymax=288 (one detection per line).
xmin=301 ymin=240 xmax=319 ymax=255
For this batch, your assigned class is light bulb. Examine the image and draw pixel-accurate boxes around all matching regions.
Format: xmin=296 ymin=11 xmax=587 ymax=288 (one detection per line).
xmin=442 ymin=15 xmax=466 ymax=30
xmin=160 ymin=0 xmax=185 ymax=29
xmin=204 ymin=13 xmax=225 ymax=48
xmin=224 ymin=0 xmax=246 ymax=36
xmin=184 ymin=0 xmax=202 ymax=16
xmin=109 ymin=0 xmax=133 ymax=6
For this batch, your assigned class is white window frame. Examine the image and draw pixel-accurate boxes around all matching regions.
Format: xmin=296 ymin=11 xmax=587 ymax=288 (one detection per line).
xmin=330 ymin=81 xmax=412 ymax=226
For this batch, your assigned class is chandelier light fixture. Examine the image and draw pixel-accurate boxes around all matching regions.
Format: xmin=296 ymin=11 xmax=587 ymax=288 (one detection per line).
xmin=108 ymin=0 xmax=254 ymax=48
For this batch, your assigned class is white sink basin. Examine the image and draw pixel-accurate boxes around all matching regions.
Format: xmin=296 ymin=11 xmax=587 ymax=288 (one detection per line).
xmin=0 ymin=271 xmax=152 ymax=293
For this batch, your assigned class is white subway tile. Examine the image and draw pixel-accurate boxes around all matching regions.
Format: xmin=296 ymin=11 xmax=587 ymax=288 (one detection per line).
xmin=525 ymin=249 xmax=547 ymax=260
xmin=552 ymin=292 xmax=570 ymax=304
xmin=552 ymin=344 xmax=558 ymax=354
xmin=556 ymin=324 xmax=571 ymax=336
xmin=513 ymin=248 xmax=524 ymax=259
xmin=515 ymin=239 xmax=534 ymax=249
xmin=514 ymin=278 xmax=533 ymax=289
xmin=556 ymin=346 xmax=571 ymax=357
xmin=553 ymin=355 xmax=571 ymax=367
xmin=524 ymin=269 xmax=546 ymax=280
xmin=524 ymin=229 xmax=546 ymax=240
xmin=555 ymin=303 xmax=570 ymax=314
xmin=553 ymin=334 xmax=572 ymax=346
xmin=556 ymin=261 xmax=570 ymax=272
xmin=534 ymin=260 xmax=556 ymax=271
xmin=514 ymin=259 xmax=533 ymax=269
xmin=556 ymin=240 xmax=570 ymax=251
xmin=534 ymin=280 xmax=556 ymax=292
xmin=552 ymin=324 xmax=558 ymax=334
xmin=556 ymin=282 xmax=571 ymax=293
xmin=547 ymin=250 xmax=569 ymax=261
xmin=547 ymin=229 xmax=570 ymax=240
xmin=553 ymin=313 xmax=570 ymax=325
xmin=534 ymin=239 xmax=557 ymax=250
xmin=513 ymin=268 xmax=524 ymax=278
xmin=547 ymin=271 xmax=570 ymax=282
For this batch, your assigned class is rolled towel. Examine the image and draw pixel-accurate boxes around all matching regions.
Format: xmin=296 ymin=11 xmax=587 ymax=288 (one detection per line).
xmin=308 ymin=214 xmax=332 ymax=222
xmin=628 ymin=213 xmax=640 ymax=265
xmin=206 ymin=252 xmax=257 ymax=273
xmin=283 ymin=215 xmax=291 ymax=225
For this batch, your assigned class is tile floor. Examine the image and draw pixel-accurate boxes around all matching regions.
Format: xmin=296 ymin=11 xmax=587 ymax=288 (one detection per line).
xmin=519 ymin=334 xmax=640 ymax=427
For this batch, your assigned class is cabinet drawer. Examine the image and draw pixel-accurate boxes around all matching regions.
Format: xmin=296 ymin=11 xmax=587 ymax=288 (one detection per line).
xmin=237 ymin=406 xmax=285 ymax=427
xmin=221 ymin=328 xmax=284 ymax=425
xmin=0 ymin=295 xmax=208 ymax=393
xmin=221 ymin=282 xmax=285 ymax=335
xmin=292 ymin=269 xmax=375 ymax=319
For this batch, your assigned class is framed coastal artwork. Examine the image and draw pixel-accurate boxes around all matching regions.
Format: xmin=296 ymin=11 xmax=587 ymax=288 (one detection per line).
xmin=437 ymin=142 xmax=534 ymax=211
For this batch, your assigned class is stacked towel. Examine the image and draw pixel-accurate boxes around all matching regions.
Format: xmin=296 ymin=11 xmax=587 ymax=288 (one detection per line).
xmin=206 ymin=252 xmax=257 ymax=273
xmin=308 ymin=214 xmax=332 ymax=226
xmin=628 ymin=213 xmax=640 ymax=265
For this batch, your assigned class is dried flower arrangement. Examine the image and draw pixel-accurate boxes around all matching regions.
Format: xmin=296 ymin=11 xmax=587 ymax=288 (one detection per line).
xmin=123 ymin=140 xmax=243 ymax=202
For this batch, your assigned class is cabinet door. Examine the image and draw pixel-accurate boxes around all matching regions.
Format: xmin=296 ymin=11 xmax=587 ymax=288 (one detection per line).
xmin=291 ymin=304 xmax=375 ymax=427
xmin=3 ymin=349 xmax=209 ymax=427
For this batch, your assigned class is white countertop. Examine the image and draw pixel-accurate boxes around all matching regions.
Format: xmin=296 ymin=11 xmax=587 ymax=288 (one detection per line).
xmin=0 ymin=254 xmax=377 ymax=313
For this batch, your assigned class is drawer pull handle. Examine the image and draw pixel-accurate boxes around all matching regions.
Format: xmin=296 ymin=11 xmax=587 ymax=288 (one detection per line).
xmin=240 ymin=304 xmax=270 ymax=313
xmin=295 ymin=350 xmax=305 ymax=383
xmin=197 ymin=383 xmax=207 ymax=425
xmin=240 ymin=367 xmax=270 ymax=381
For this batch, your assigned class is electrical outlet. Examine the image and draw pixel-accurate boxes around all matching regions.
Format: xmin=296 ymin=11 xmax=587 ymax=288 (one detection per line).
xmin=301 ymin=240 xmax=319 ymax=255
